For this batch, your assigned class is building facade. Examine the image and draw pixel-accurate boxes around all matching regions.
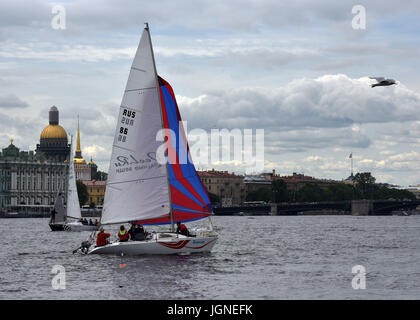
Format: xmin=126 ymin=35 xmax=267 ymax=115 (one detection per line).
xmin=0 ymin=141 xmax=68 ymax=212
xmin=82 ymin=180 xmax=106 ymax=206
xmin=244 ymin=173 xmax=273 ymax=195
xmin=198 ymin=169 xmax=245 ymax=206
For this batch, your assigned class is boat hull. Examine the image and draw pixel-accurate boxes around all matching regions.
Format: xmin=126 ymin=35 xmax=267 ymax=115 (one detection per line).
xmin=49 ymin=223 xmax=65 ymax=231
xmin=88 ymin=234 xmax=217 ymax=255
xmin=65 ymin=223 xmax=99 ymax=232
xmin=49 ymin=222 xmax=98 ymax=232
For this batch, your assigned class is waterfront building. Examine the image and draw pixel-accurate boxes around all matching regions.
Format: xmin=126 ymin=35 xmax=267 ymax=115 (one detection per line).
xmin=82 ymin=180 xmax=106 ymax=206
xmin=198 ymin=169 xmax=245 ymax=206
xmin=0 ymin=140 xmax=68 ymax=212
xmin=35 ymin=106 xmax=70 ymax=162
xmin=244 ymin=172 xmax=273 ymax=194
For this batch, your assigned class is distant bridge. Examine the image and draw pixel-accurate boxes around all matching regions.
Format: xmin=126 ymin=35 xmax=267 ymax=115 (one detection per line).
xmin=214 ymin=200 xmax=420 ymax=216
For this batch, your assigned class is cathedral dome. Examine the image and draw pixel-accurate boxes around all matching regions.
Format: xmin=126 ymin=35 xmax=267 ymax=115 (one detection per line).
xmin=40 ymin=124 xmax=68 ymax=140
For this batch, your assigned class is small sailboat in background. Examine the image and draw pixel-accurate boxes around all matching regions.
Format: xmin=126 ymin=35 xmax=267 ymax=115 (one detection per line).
xmin=49 ymin=192 xmax=66 ymax=231
xmin=83 ymin=23 xmax=217 ymax=255
xmin=49 ymin=136 xmax=99 ymax=232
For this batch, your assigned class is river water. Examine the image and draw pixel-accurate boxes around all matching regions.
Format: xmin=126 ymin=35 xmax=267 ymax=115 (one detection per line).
xmin=0 ymin=216 xmax=419 ymax=300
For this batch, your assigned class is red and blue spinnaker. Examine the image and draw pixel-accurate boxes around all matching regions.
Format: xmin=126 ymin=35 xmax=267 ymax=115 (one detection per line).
xmin=137 ymin=77 xmax=212 ymax=225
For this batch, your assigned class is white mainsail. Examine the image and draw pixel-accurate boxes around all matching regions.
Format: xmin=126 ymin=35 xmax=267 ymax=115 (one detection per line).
xmin=66 ymin=138 xmax=82 ymax=220
xmin=101 ymin=26 xmax=171 ymax=225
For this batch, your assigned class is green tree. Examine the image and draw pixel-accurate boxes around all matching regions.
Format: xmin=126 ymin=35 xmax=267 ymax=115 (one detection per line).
xmin=272 ymin=179 xmax=289 ymax=202
xmin=296 ymin=183 xmax=326 ymax=202
xmin=327 ymin=183 xmax=354 ymax=201
xmin=354 ymin=172 xmax=376 ymax=199
xmin=208 ymin=192 xmax=220 ymax=204
xmin=246 ymin=187 xmax=272 ymax=202
xmin=76 ymin=180 xmax=89 ymax=206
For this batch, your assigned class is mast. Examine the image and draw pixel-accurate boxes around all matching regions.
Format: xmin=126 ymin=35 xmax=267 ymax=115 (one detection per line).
xmin=145 ymin=23 xmax=175 ymax=232
xmin=67 ymin=135 xmax=72 ymax=218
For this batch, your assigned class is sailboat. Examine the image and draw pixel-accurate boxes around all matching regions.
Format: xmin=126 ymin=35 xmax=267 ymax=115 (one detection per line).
xmin=85 ymin=24 xmax=217 ymax=255
xmin=49 ymin=137 xmax=99 ymax=232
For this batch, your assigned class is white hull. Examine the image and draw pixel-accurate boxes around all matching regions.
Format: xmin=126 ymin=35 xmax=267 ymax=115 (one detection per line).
xmin=88 ymin=232 xmax=217 ymax=255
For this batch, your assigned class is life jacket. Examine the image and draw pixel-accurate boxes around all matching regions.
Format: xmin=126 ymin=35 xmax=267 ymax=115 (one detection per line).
xmin=118 ymin=229 xmax=129 ymax=241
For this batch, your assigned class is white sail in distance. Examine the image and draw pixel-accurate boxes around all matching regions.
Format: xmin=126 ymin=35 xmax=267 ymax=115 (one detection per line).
xmin=66 ymin=137 xmax=82 ymax=220
xmin=101 ymin=26 xmax=170 ymax=225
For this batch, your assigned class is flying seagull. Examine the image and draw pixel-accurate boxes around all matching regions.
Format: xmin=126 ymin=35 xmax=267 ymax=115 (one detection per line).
xmin=370 ymin=77 xmax=397 ymax=88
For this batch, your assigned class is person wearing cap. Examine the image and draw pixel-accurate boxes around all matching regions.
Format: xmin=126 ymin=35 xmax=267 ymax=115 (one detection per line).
xmin=96 ymin=228 xmax=110 ymax=247
xmin=118 ymin=225 xmax=129 ymax=242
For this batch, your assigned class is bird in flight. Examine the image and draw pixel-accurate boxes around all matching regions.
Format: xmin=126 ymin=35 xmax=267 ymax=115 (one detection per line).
xmin=370 ymin=77 xmax=397 ymax=88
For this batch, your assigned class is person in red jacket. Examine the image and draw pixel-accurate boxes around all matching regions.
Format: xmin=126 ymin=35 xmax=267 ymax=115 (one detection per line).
xmin=118 ymin=225 xmax=129 ymax=242
xmin=176 ymin=221 xmax=191 ymax=237
xmin=96 ymin=228 xmax=110 ymax=247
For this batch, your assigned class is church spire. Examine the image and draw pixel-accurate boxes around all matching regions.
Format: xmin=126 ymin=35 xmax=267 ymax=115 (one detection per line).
xmin=75 ymin=115 xmax=83 ymax=159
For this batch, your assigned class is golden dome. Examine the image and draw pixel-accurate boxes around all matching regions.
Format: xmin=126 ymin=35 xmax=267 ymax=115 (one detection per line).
xmin=40 ymin=125 xmax=67 ymax=139
xmin=73 ymin=158 xmax=86 ymax=164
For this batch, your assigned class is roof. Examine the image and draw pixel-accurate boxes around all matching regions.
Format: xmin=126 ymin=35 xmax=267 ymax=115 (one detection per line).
xmin=81 ymin=180 xmax=106 ymax=186
xmin=244 ymin=175 xmax=271 ymax=184
xmin=40 ymin=124 xmax=67 ymax=139
xmin=197 ymin=170 xmax=242 ymax=178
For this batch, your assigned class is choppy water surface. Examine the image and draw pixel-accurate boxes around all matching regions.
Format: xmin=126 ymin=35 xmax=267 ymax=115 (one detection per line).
xmin=0 ymin=216 xmax=419 ymax=299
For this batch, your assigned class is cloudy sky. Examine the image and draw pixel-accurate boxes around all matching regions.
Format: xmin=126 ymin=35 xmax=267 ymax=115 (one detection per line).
xmin=0 ymin=0 xmax=419 ymax=186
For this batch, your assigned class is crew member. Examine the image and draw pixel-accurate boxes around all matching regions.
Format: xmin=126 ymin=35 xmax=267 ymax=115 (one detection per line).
xmin=96 ymin=228 xmax=110 ymax=247
xmin=176 ymin=221 xmax=191 ymax=237
xmin=50 ymin=208 xmax=56 ymax=224
xmin=118 ymin=225 xmax=129 ymax=242
xmin=131 ymin=224 xmax=146 ymax=241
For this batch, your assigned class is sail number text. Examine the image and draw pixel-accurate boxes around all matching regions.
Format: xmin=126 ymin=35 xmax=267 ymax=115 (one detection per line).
xmin=118 ymin=108 xmax=137 ymax=143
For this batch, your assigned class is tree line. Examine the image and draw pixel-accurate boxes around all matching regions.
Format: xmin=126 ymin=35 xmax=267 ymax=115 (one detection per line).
xmin=246 ymin=172 xmax=416 ymax=203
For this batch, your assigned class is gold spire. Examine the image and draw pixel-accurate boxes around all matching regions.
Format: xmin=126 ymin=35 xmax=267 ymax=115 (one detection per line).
xmin=76 ymin=115 xmax=81 ymax=154
xmin=74 ymin=115 xmax=85 ymax=164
